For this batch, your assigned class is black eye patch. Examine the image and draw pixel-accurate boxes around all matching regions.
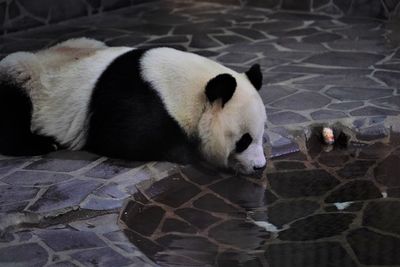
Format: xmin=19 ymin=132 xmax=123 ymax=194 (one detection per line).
xmin=235 ymin=133 xmax=253 ymax=153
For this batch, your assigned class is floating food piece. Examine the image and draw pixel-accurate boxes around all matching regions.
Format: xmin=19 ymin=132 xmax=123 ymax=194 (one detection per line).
xmin=322 ymin=127 xmax=335 ymax=145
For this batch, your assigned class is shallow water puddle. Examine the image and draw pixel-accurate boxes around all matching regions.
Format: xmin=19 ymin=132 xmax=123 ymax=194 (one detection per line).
xmin=119 ymin=130 xmax=400 ymax=267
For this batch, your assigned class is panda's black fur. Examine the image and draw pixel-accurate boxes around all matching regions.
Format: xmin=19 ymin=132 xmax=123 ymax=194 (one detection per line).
xmin=86 ymin=49 xmax=198 ymax=163
xmin=0 ymin=79 xmax=56 ymax=156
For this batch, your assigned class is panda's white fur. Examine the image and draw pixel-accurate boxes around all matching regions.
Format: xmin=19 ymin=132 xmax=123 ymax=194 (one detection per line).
xmin=0 ymin=38 xmax=267 ymax=174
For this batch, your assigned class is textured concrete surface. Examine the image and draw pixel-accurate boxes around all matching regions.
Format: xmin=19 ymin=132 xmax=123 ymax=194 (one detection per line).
xmin=1 ymin=0 xmax=400 ymax=266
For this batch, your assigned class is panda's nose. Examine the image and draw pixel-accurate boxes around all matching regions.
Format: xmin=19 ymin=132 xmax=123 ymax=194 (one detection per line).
xmin=253 ymin=164 xmax=266 ymax=171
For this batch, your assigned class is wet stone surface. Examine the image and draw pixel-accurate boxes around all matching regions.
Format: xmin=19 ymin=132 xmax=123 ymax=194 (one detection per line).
xmin=120 ymin=131 xmax=400 ymax=266
xmin=1 ymin=0 xmax=400 ymax=266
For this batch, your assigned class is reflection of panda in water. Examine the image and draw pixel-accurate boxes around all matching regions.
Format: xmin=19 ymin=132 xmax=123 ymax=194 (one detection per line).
xmin=0 ymin=38 xmax=266 ymax=174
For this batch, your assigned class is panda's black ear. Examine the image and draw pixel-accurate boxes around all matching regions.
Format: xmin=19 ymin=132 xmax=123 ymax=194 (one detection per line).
xmin=205 ymin=73 xmax=236 ymax=107
xmin=245 ymin=64 xmax=262 ymax=91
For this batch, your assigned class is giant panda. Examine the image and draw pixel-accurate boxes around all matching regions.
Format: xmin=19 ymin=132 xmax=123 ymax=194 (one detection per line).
xmin=0 ymin=38 xmax=267 ymax=174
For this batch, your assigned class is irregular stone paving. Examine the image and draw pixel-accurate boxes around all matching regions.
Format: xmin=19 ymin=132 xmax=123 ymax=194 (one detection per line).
xmin=0 ymin=0 xmax=400 ymax=266
xmin=121 ymin=131 xmax=400 ymax=267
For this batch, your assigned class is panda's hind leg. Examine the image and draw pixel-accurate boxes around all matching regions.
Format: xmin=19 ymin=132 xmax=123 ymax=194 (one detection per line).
xmin=0 ymin=81 xmax=56 ymax=156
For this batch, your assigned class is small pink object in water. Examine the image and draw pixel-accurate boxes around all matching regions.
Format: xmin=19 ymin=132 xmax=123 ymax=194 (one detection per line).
xmin=322 ymin=127 xmax=335 ymax=145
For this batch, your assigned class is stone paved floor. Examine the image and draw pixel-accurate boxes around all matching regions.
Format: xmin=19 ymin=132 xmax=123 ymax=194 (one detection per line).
xmin=1 ymin=0 xmax=400 ymax=266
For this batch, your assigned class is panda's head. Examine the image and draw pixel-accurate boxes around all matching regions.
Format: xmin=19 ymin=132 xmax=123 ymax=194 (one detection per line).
xmin=198 ymin=64 xmax=267 ymax=174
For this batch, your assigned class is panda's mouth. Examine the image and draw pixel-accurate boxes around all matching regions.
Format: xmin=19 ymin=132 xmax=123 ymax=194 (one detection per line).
xmin=227 ymin=155 xmax=253 ymax=175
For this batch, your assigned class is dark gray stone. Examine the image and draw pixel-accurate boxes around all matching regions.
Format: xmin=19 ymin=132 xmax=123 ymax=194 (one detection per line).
xmin=325 ymin=87 xmax=394 ymax=101
xmin=270 ymin=92 xmax=331 ymax=110
xmin=216 ymin=249 xmax=263 ymax=267
xmin=268 ymin=111 xmax=309 ymax=125
xmin=347 ymin=228 xmax=400 ymax=265
xmin=121 ymin=201 xmax=165 ymax=236
xmin=0 ymin=185 xmax=39 ymax=205
xmin=47 ymin=261 xmax=79 ymax=267
xmin=0 ymin=243 xmax=48 ymax=266
xmin=263 ymin=72 xmax=304 ymax=85
xmin=371 ymin=96 xmax=400 ymax=110
xmin=325 ymin=180 xmax=382 ymax=203
xmin=218 ymin=52 xmax=257 ymax=64
xmin=296 ymin=74 xmax=383 ymax=88
xmin=80 ymin=196 xmax=123 ymax=210
xmin=18 ymin=0 xmax=87 ymax=23
xmin=305 ymin=51 xmax=385 ymax=67
xmin=0 ymin=158 xmax=28 ymax=169
xmin=252 ymin=21 xmax=300 ymax=33
xmin=266 ymin=242 xmax=357 ymax=267
xmin=71 ymin=247 xmax=132 ymax=267
xmin=38 ymin=229 xmax=106 ymax=251
xmin=268 ymin=12 xmax=331 ymax=21
xmin=327 ymin=39 xmax=389 ymax=53
xmin=311 ymin=110 xmax=348 ymax=120
xmin=2 ymin=171 xmax=72 ymax=186
xmin=69 ymin=213 xmax=119 ymax=234
xmin=336 ymin=160 xmax=374 ymax=179
xmin=175 ymin=208 xmax=221 ymax=230
xmin=85 ymin=159 xmax=143 ymax=179
xmin=1 ymin=39 xmax=49 ymax=53
xmin=374 ymin=153 xmax=400 ymax=186
xmin=266 ymin=200 xmax=319 ymax=227
xmin=209 ymin=219 xmax=270 ymax=249
xmin=28 ymin=179 xmax=101 ymax=212
xmin=268 ymin=169 xmax=340 ymax=198
xmin=333 ymin=0 xmax=352 ymax=13
xmin=117 ymin=22 xmax=172 ymax=35
xmin=376 ymin=63 xmax=400 ymax=71
xmin=156 ymin=235 xmax=218 ymax=265
xmin=106 ymin=36 xmax=148 ymax=46
xmin=94 ymin=182 xmax=127 ymax=199
xmin=303 ymin=32 xmax=342 ymax=43
xmin=282 ymin=0 xmax=311 ymax=11
xmin=193 ymin=193 xmax=238 ymax=214
xmin=274 ymin=161 xmax=306 ymax=170
xmin=349 ymin=0 xmax=386 ymax=18
xmin=148 ymin=36 xmax=189 ymax=44
xmin=272 ymin=65 xmax=371 ymax=76
xmin=190 ymin=34 xmax=222 ymax=49
xmin=209 ymin=176 xmax=277 ymax=208
xmin=102 ymin=0 xmax=130 ymax=10
xmin=143 ymin=174 xmax=201 ymax=208
xmin=0 ymin=201 xmax=28 ymax=213
xmin=254 ymin=57 xmax=289 ymax=69
xmin=162 ymin=218 xmax=197 ymax=234
xmin=0 ymin=3 xmax=5 ymax=26
xmin=213 ymin=34 xmax=248 ymax=45
xmin=174 ymin=21 xmax=229 ymax=34
xmin=327 ymin=101 xmax=364 ymax=110
xmin=181 ymin=164 xmax=223 ymax=186
xmin=270 ymin=139 xmax=300 ymax=158
xmin=363 ymin=201 xmax=400 ymax=235
xmin=25 ymin=151 xmax=100 ymax=172
xmin=357 ymin=125 xmax=389 ymax=141
xmin=313 ymin=0 xmax=330 ymax=8
xmin=350 ymin=106 xmax=400 ymax=116
xmin=277 ymin=39 xmax=328 ymax=52
xmin=278 ymin=213 xmax=355 ymax=240
xmin=229 ymin=27 xmax=266 ymax=40
xmin=270 ymin=28 xmax=319 ymax=37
